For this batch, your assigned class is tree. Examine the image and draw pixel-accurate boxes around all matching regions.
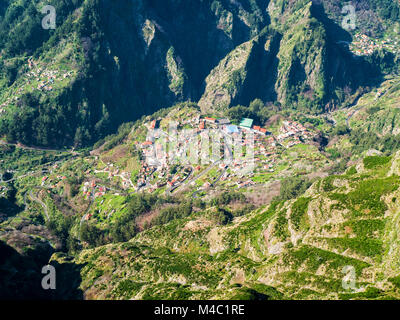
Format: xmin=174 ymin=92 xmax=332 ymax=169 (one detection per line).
xmin=275 ymin=177 xmax=312 ymax=201
xmin=80 ymin=221 xmax=105 ymax=247
xmin=249 ymin=99 xmax=264 ymax=113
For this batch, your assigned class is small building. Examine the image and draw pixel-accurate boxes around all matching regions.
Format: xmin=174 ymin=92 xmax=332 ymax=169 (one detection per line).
xmin=199 ymin=120 xmax=205 ymax=130
xmin=204 ymin=117 xmax=216 ymax=123
xmin=142 ymin=141 xmax=154 ymax=147
xmin=150 ymin=119 xmax=159 ymax=129
xmin=252 ymin=126 xmax=270 ymax=135
xmin=239 ymin=118 xmax=253 ymax=129
xmin=217 ymin=118 xmax=230 ymax=125
xmin=203 ymin=182 xmax=211 ymax=189
xmin=225 ymin=125 xmax=239 ymax=134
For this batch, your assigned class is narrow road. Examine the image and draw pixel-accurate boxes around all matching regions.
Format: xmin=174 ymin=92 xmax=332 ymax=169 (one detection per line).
xmin=28 ymin=190 xmax=50 ymax=221
xmin=0 ymin=139 xmax=79 ymax=155
xmin=185 ymin=128 xmax=234 ymax=197
xmin=344 ymin=79 xmax=400 ymax=127
xmin=166 ymin=166 xmax=193 ymax=194
xmin=345 ymin=105 xmax=363 ymax=127
xmin=179 ymin=159 xmax=221 ymax=195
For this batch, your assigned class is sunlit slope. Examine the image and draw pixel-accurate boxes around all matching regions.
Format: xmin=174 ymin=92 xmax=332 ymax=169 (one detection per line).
xmin=54 ymin=153 xmax=400 ymax=300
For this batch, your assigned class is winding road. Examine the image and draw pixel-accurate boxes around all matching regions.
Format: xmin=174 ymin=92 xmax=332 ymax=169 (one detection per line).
xmin=28 ymin=190 xmax=50 ymax=221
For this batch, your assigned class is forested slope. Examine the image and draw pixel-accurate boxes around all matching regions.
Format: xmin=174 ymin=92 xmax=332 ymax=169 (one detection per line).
xmin=0 ymin=0 xmax=396 ymax=147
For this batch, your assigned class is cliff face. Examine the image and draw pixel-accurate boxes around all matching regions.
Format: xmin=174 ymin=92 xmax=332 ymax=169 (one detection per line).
xmin=0 ymin=0 xmax=385 ymax=147
xmin=199 ymin=1 xmax=380 ymax=113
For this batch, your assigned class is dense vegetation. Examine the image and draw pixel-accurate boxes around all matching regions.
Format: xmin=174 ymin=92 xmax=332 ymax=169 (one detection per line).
xmin=1 ymin=0 xmax=400 ymax=301
xmin=0 ymin=0 xmax=270 ymax=147
xmin=0 ymin=0 xmax=395 ymax=147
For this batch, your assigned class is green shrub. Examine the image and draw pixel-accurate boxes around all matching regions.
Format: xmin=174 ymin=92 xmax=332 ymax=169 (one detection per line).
xmin=114 ymin=280 xmax=144 ymax=299
xmin=326 ymin=237 xmax=383 ymax=258
xmin=346 ymin=166 xmax=357 ymax=175
xmin=363 ymin=156 xmax=391 ymax=169
xmin=210 ymin=191 xmax=245 ymax=206
xmin=389 ymin=276 xmax=400 ymax=289
xmin=275 ymin=177 xmax=311 ymax=201
xmin=290 ymin=197 xmax=311 ymax=231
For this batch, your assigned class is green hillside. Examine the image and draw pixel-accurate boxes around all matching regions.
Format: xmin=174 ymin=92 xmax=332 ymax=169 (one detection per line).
xmin=48 ymin=151 xmax=400 ymax=299
xmin=1 ymin=79 xmax=400 ymax=299
xmin=1 ymin=0 xmax=400 ymax=301
xmin=0 ymin=0 xmax=397 ymax=148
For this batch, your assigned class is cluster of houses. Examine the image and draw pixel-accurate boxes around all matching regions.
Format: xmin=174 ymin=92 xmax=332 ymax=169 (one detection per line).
xmin=82 ymin=180 xmax=107 ymax=199
xmin=0 ymin=94 xmax=18 ymax=115
xmin=27 ymin=59 xmax=74 ymax=92
xmin=166 ymin=166 xmax=192 ymax=189
xmin=41 ymin=175 xmax=67 ymax=188
xmin=137 ymin=160 xmax=156 ymax=188
xmin=94 ymin=163 xmax=134 ymax=190
xmin=351 ymin=33 xmax=400 ymax=56
xmin=237 ymin=180 xmax=256 ymax=188
xmin=36 ymin=70 xmax=57 ymax=92
xmin=16 ymin=114 xmax=319 ymax=202
xmin=196 ymin=116 xmax=228 ymax=131
xmin=0 ymin=58 xmax=73 ymax=114
xmin=30 ymin=68 xmax=73 ymax=92
xmin=200 ymin=116 xmax=271 ymax=136
xmin=276 ymin=120 xmax=315 ymax=148
xmin=134 ymin=115 xmax=319 ymax=193
xmin=40 ymin=171 xmax=113 ymax=199
xmin=0 ymin=58 xmax=75 ymax=116
xmin=137 ymin=156 xmax=192 ymax=192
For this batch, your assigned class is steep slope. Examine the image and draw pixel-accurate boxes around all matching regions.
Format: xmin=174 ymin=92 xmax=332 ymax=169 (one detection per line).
xmin=51 ymin=153 xmax=400 ymax=300
xmin=0 ymin=0 xmax=269 ymax=148
xmin=344 ymin=79 xmax=400 ymax=136
xmin=326 ymin=76 xmax=400 ymax=161
xmin=0 ymin=0 xmax=391 ymax=148
xmin=199 ymin=0 xmax=382 ymax=113
xmin=198 ymin=29 xmax=281 ymax=112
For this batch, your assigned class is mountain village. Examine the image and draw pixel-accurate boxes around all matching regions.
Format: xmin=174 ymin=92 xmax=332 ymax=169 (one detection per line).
xmin=350 ymin=33 xmax=400 ymax=56
xmin=48 ymin=114 xmax=320 ymax=207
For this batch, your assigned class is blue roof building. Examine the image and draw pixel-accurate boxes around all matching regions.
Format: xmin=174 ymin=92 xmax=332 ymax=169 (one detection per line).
xmin=226 ymin=125 xmax=239 ymax=134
